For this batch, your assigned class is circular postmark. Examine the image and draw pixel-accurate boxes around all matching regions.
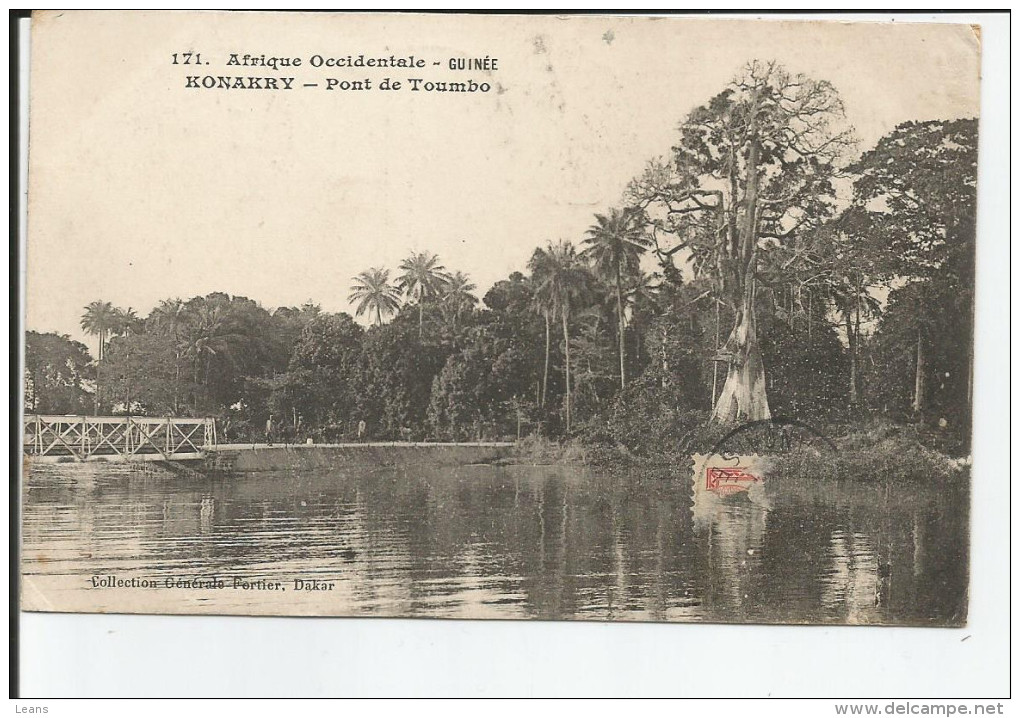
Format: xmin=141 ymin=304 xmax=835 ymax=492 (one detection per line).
xmin=707 ymin=415 xmax=837 ymax=460
xmin=691 ymin=417 xmax=836 ymax=508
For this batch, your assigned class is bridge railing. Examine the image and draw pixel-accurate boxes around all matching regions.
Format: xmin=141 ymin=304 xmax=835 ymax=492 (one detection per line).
xmin=23 ymin=415 xmax=217 ymax=462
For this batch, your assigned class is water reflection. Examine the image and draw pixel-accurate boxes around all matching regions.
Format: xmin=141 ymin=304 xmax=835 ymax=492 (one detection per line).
xmin=21 ymin=461 xmax=968 ymax=624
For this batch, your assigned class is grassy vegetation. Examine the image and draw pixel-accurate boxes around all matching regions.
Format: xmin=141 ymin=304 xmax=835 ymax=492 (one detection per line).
xmin=503 ymin=435 xmax=591 ymax=465
xmin=547 ymin=413 xmax=973 ymax=484
xmin=775 ymin=441 xmax=966 ymax=487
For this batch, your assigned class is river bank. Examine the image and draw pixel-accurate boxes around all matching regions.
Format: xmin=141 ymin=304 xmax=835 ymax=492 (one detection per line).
xmin=21 ymin=421 xmax=969 ymax=484
xmin=503 ymin=422 xmax=971 ymax=485
xmin=205 ymin=441 xmax=514 ymax=473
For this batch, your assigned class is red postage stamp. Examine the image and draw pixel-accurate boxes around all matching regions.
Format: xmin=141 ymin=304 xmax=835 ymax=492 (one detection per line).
xmin=705 ymin=466 xmax=762 ymax=494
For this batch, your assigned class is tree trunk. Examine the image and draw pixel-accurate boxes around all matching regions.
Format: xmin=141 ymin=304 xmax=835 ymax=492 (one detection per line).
xmin=912 ymin=327 xmax=925 ymax=416
xmin=807 ymin=290 xmax=812 ymax=345
xmin=616 ymin=268 xmax=626 ymax=390
xmin=173 ymin=352 xmax=181 ymax=415
xmin=711 ymin=300 xmax=720 ymax=405
xmin=711 ymin=298 xmax=771 ymax=423
xmin=661 ymin=322 xmax=669 ymax=389
xmin=967 ymin=333 xmax=973 ymax=410
xmin=95 ymin=352 xmax=103 ymax=415
xmin=124 ymin=347 xmax=132 ymax=412
xmin=193 ymin=359 xmax=200 ymax=413
xmin=561 ymin=311 xmax=572 ymax=434
xmin=30 ymin=367 xmax=38 ymax=412
xmin=418 ymin=303 xmax=424 ymax=339
xmin=541 ymin=313 xmax=550 ymax=407
xmin=853 ymin=286 xmax=862 ymax=407
xmin=711 ymin=137 xmax=769 ymax=424
xmin=846 ymin=312 xmax=859 ymax=408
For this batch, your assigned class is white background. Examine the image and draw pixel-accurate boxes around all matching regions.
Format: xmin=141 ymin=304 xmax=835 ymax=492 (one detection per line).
xmin=12 ymin=10 xmax=1013 ymax=700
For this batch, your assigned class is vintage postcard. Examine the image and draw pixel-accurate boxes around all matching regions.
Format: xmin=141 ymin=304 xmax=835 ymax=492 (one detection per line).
xmin=21 ymin=11 xmax=980 ymax=625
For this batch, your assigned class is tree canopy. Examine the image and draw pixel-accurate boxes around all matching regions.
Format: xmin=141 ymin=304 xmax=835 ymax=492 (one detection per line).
xmin=30 ymin=63 xmax=976 ymax=454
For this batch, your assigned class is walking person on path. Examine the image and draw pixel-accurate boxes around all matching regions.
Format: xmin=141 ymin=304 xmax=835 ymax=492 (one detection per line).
xmin=266 ymin=414 xmax=275 ymax=446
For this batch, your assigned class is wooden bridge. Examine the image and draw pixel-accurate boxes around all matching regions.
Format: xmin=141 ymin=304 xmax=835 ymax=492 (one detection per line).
xmin=23 ymin=415 xmax=216 ymax=463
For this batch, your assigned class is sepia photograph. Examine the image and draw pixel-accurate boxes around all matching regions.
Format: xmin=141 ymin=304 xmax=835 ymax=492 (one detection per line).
xmin=20 ymin=11 xmax=983 ymax=632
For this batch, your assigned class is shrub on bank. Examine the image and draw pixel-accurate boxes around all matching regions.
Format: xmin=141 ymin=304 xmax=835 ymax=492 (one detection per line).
xmin=769 ymin=429 xmax=968 ymax=485
xmin=508 ymin=434 xmax=588 ymax=465
xmin=578 ymin=394 xmax=972 ymax=479
xmin=581 ymin=372 xmax=714 ymax=460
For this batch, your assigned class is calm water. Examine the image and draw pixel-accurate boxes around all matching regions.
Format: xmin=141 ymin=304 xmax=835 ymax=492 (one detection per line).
xmin=21 ymin=462 xmax=968 ymax=624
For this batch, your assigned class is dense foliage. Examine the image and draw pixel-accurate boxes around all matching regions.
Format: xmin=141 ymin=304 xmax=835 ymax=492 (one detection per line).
xmin=26 ymin=65 xmax=976 ymax=455
xmin=24 ymin=331 xmax=94 ymax=414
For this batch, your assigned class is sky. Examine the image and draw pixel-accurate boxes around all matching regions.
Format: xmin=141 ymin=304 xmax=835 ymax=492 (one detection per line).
xmin=25 ymin=12 xmax=980 ymax=352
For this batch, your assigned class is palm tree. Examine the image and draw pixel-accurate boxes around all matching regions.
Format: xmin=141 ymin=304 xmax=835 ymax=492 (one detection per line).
xmin=348 ymin=268 xmax=401 ymax=326
xmin=150 ymin=298 xmax=187 ymax=337
xmin=623 ymin=270 xmax=660 ymax=310
xmin=80 ymin=300 xmax=117 ymax=360
xmin=183 ymin=303 xmax=242 ymax=411
xmin=396 ymin=251 xmax=451 ymax=338
xmin=530 ymin=240 xmax=591 ymax=433
xmin=111 ymin=307 xmax=141 ymax=337
xmin=81 ymin=300 xmax=121 ymax=415
xmin=150 ymin=298 xmax=190 ymax=413
xmin=443 ymin=270 xmax=478 ymax=327
xmin=568 ymin=306 xmax=621 ymax=414
xmin=582 ymin=207 xmax=652 ymax=389
xmin=818 ymin=273 xmax=881 ymax=409
xmin=528 ymin=248 xmax=555 ymax=408
xmin=105 ymin=307 xmax=141 ymax=411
